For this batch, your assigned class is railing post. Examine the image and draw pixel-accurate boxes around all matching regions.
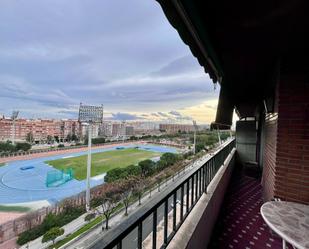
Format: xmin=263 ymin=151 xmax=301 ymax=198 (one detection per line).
xmin=191 ymin=176 xmax=194 ymax=207
xmin=186 ymin=180 xmax=189 ymax=213
xmin=153 ymin=210 xmax=157 ymax=249
xmin=195 ymin=173 xmax=198 ymax=201
xmin=180 ymin=185 xmax=184 ymax=221
xmin=199 ymin=168 xmax=202 ymax=197
xmin=173 ymin=193 xmax=177 ymax=231
xmin=164 ymin=200 xmax=168 ymax=245
xmin=204 ymin=164 xmax=207 ymax=193
xmin=138 ymin=222 xmax=143 ymax=249
xmin=117 ymin=241 xmax=122 ymax=249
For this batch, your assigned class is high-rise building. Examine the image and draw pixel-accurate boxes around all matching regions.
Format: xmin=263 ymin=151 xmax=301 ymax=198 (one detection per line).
xmin=125 ymin=126 xmax=134 ymax=136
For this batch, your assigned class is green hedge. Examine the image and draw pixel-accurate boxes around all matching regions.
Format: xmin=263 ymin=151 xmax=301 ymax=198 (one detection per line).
xmin=104 ymin=152 xmax=181 ymax=183
xmin=17 ymin=206 xmax=84 ymax=245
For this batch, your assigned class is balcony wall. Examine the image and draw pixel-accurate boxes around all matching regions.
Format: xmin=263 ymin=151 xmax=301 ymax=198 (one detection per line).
xmin=167 ymin=148 xmax=236 ymax=249
xmin=262 ymin=72 xmax=309 ymax=204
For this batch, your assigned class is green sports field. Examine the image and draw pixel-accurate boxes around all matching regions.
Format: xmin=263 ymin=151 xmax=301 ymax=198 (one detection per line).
xmin=45 ymin=148 xmax=161 ymax=180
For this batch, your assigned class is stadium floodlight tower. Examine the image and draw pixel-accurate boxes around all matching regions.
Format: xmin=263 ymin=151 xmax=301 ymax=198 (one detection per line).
xmin=11 ymin=110 xmax=19 ymax=145
xmin=78 ymin=103 xmax=103 ymax=212
xmin=192 ymin=120 xmax=198 ymax=154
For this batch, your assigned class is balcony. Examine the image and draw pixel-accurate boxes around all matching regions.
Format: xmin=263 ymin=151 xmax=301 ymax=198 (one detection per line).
xmin=82 ymin=137 xmax=303 ymax=249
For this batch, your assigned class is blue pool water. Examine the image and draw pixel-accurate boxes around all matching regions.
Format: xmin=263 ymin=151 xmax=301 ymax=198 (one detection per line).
xmin=0 ymin=144 xmax=177 ymax=204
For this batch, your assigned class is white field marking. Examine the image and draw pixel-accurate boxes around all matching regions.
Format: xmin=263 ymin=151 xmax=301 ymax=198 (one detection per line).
xmin=91 ymin=173 xmax=106 ymax=181
xmin=62 ymin=155 xmax=74 ymax=159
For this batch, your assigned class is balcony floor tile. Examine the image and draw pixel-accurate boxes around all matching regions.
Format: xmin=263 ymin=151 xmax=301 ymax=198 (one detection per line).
xmin=208 ymin=170 xmax=292 ymax=249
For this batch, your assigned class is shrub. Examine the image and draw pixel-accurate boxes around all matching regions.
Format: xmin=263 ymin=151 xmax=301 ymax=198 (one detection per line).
xmin=0 ymin=142 xmax=16 ymax=152
xmin=139 ymin=159 xmax=155 ymax=177
xmin=104 ymin=165 xmax=142 ymax=183
xmin=84 ymin=213 xmax=96 ymax=222
xmin=15 ymin=142 xmax=32 ymax=151
xmin=42 ymin=227 xmax=64 ymax=245
xmin=84 ymin=137 xmax=105 ymax=145
xmin=58 ymin=144 xmax=65 ymax=148
xmin=17 ymin=206 xmax=84 ymax=245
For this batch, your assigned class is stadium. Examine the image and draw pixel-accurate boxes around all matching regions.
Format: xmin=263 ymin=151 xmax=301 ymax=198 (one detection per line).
xmin=0 ymin=143 xmax=177 ymax=206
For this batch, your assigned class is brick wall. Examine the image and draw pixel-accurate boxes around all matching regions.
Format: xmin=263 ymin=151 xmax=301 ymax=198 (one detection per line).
xmin=261 ymin=113 xmax=278 ymax=201
xmin=274 ymin=74 xmax=309 ymax=204
xmin=262 ymin=73 xmax=309 ymax=204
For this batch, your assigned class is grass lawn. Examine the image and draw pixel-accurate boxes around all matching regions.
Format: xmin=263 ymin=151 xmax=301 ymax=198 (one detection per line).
xmin=0 ymin=205 xmax=31 ymax=212
xmin=45 ymin=148 xmax=161 ymax=180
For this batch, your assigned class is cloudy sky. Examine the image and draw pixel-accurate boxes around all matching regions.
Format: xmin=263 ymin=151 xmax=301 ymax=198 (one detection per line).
xmin=0 ymin=0 xmax=220 ymax=124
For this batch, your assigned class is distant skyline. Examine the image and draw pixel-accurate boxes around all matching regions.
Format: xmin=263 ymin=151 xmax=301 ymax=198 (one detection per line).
xmin=0 ymin=0 xmax=220 ymax=124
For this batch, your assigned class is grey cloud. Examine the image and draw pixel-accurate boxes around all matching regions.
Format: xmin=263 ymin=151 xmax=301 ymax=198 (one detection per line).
xmin=150 ymin=55 xmax=202 ymax=77
xmin=0 ymin=0 xmax=217 ymax=119
xmin=169 ymin=111 xmax=182 ymax=117
xmin=111 ymin=112 xmax=145 ymax=121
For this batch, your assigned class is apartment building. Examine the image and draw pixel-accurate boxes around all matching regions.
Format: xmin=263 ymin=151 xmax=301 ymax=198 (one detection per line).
xmin=0 ymin=117 xmax=80 ymax=142
xmin=159 ymin=123 xmax=194 ymax=134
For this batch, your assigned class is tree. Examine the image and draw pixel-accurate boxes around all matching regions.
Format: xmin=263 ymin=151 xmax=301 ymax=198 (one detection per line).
xmin=66 ymin=134 xmax=72 ymax=142
xmin=42 ymin=227 xmax=64 ymax=245
xmin=156 ymin=176 xmax=163 ymax=192
xmin=160 ymin=153 xmax=179 ymax=166
xmin=84 ymin=213 xmax=96 ymax=222
xmin=46 ymin=135 xmax=54 ymax=144
xmin=97 ymin=197 xmax=118 ymax=230
xmin=121 ymin=189 xmax=132 ymax=216
xmin=126 ymin=165 xmax=142 ymax=177
xmin=0 ymin=141 xmax=16 ymax=152
xmin=138 ymin=159 xmax=155 ymax=177
xmin=54 ymin=136 xmax=59 ymax=143
xmin=133 ymin=180 xmax=145 ymax=205
xmin=26 ymin=132 xmax=34 ymax=144
xmin=71 ymin=134 xmax=78 ymax=142
xmin=16 ymin=142 xmax=31 ymax=151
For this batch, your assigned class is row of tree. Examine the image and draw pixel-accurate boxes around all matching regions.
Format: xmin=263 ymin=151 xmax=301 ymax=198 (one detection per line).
xmin=104 ymin=152 xmax=181 ymax=183
xmin=0 ymin=141 xmax=31 ymax=153
xmin=89 ymin=178 xmax=147 ymax=231
xmin=26 ymin=132 xmax=79 ymax=144
xmin=191 ymin=131 xmax=231 ymax=153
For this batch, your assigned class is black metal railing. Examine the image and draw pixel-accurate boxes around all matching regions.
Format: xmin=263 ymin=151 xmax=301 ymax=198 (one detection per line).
xmin=88 ymin=139 xmax=236 ymax=249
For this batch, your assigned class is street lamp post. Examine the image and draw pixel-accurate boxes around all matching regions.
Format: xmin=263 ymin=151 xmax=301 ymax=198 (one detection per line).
xmin=192 ymin=120 xmax=198 ymax=154
xmin=86 ymin=123 xmax=92 ymax=212
xmin=79 ymin=103 xmax=103 ymax=212
xmin=11 ymin=111 xmax=19 ymax=145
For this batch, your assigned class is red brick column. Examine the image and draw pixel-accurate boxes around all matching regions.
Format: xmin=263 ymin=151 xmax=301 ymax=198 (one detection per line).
xmin=261 ymin=113 xmax=278 ymax=201
xmin=274 ymin=74 xmax=309 ymax=203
